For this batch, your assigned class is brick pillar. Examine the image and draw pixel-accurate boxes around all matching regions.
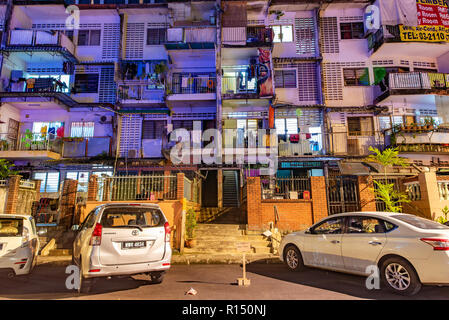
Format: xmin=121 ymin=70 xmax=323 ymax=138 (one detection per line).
xmin=5 ymin=175 xmax=21 ymax=214
xmin=177 ymin=173 xmax=185 ymax=200
xmin=103 ymin=178 xmax=111 ymax=201
xmin=87 ymin=174 xmax=98 ymax=201
xmin=217 ymin=169 xmax=223 ymax=208
xmin=358 ymin=176 xmax=377 ymax=212
xmin=418 ymin=171 xmax=440 ymax=219
xmin=311 ymin=176 xmax=328 ymax=223
xmin=247 ymin=177 xmax=262 ymax=230
xmin=60 ymin=179 xmax=78 ymax=227
xmin=32 ymin=179 xmax=41 ymax=202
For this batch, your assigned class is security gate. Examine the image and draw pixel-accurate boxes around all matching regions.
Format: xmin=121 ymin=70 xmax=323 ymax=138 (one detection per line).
xmin=326 ymin=175 xmax=360 ymax=215
xmin=374 ymin=177 xmax=402 ymax=212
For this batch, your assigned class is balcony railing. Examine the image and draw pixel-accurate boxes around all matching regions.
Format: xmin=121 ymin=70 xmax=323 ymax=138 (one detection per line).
xmin=62 ymin=136 xmax=112 ymax=158
xmin=97 ymin=175 xmax=178 ymax=201
xmin=222 ymin=26 xmax=273 ymax=46
xmin=117 ymin=83 xmax=165 ymax=103
xmin=8 ymin=29 xmax=76 ymax=56
xmin=167 ymin=76 xmax=216 ymax=95
xmin=6 ymin=77 xmax=70 ymax=93
xmin=375 ymin=72 xmax=449 ymax=102
xmin=261 ymin=177 xmax=311 ymax=200
xmin=0 ymin=132 xmax=62 ymax=153
xmin=222 ymin=74 xmax=257 ymax=96
xmin=367 ymin=25 xmax=401 ymax=52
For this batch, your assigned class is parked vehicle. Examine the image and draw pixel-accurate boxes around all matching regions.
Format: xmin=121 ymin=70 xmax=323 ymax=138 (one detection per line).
xmin=279 ymin=212 xmax=449 ymax=296
xmin=0 ymin=214 xmax=40 ymax=278
xmin=72 ymin=203 xmax=172 ymax=293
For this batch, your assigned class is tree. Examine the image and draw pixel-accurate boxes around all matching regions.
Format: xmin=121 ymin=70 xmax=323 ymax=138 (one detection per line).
xmin=366 ymin=147 xmax=410 ymax=212
xmin=0 ymin=159 xmax=15 ymax=179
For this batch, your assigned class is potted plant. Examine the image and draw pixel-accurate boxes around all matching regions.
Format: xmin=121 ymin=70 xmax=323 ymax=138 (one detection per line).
xmin=185 ymin=208 xmax=197 ymax=248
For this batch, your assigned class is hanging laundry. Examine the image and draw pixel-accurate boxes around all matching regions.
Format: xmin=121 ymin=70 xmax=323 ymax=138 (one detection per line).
xmin=289 ymin=134 xmax=299 ymax=143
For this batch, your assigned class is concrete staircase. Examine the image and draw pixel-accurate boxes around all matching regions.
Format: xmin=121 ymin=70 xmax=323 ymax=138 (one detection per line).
xmin=38 ymin=226 xmax=74 ymax=256
xmin=198 ymin=207 xmax=246 ymax=224
xmin=183 ymin=224 xmax=272 ymax=255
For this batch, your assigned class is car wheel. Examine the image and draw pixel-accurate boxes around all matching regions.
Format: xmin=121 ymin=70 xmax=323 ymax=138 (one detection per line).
xmin=380 ymin=257 xmax=422 ymax=296
xmin=284 ymin=245 xmax=304 ymax=272
xmin=149 ymin=272 xmax=165 ymax=284
xmin=78 ymin=259 xmax=93 ymax=294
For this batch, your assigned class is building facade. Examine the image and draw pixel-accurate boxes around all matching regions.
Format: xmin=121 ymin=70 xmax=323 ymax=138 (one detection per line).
xmin=0 ymin=0 xmax=448 ymax=218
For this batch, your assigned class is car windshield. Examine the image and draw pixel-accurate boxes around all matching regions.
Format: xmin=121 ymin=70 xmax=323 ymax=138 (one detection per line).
xmin=100 ymin=207 xmax=164 ymax=228
xmin=392 ymin=215 xmax=449 ymax=230
xmin=0 ymin=218 xmax=24 ymax=237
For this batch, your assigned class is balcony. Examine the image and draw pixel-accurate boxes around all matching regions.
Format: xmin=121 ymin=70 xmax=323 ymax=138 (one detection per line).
xmin=166 ymin=76 xmax=216 ymax=101
xmin=391 ymin=127 xmax=449 ymax=154
xmin=327 ymin=132 xmax=385 ymax=157
xmin=222 ymin=26 xmax=273 ymax=47
xmin=222 ymin=74 xmax=258 ymax=99
xmin=374 ymin=72 xmax=449 ymax=104
xmin=62 ymin=137 xmax=112 ymax=158
xmin=6 ymin=29 xmax=77 ymax=62
xmin=164 ymin=27 xmax=216 ymax=50
xmin=367 ymin=25 xmax=449 ymax=58
xmin=0 ymin=77 xmax=78 ymax=109
xmin=117 ymin=81 xmax=165 ymax=105
xmin=0 ymin=133 xmax=62 ymax=160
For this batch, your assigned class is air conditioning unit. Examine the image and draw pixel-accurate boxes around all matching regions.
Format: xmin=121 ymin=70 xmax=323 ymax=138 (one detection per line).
xmin=99 ymin=115 xmax=112 ymax=124
xmin=127 ymin=149 xmax=139 ymax=158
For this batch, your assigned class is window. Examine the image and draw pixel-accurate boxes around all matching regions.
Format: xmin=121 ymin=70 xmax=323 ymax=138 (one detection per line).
xmin=100 ymin=207 xmax=164 ymax=228
xmin=33 ymin=172 xmax=60 ymax=193
xmin=0 ymin=218 xmax=23 ymax=237
xmin=77 ymin=30 xmax=101 ymax=46
xmin=142 ymin=120 xmax=166 ymax=139
xmin=378 ymin=116 xmax=391 ymax=130
xmin=392 ymin=215 xmax=449 ymax=230
xmin=347 ymin=216 xmax=385 ymax=233
xmin=343 ymin=68 xmax=370 ymax=86
xmin=347 ymin=117 xmax=374 ymax=136
xmin=66 ymin=171 xmax=89 ymax=192
xmin=275 ymin=118 xmax=298 ymax=135
xmin=147 ymin=28 xmax=166 ymax=45
xmin=274 ymin=70 xmax=297 ymax=88
xmin=74 ymin=74 xmax=99 ymax=93
xmin=340 ymin=22 xmax=364 ymax=39
xmin=312 ymin=217 xmax=344 ymax=234
xmin=70 ymin=122 xmax=95 ymax=138
xmin=272 ymin=25 xmax=293 ymax=43
xmin=32 ymin=122 xmax=64 ymax=138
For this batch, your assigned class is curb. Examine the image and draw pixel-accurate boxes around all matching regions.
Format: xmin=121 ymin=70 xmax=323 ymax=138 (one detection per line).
xmin=37 ymin=255 xmax=282 ymax=267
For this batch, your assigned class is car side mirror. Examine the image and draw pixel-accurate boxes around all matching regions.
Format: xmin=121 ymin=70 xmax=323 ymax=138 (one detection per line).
xmin=305 ymin=228 xmax=312 ymax=234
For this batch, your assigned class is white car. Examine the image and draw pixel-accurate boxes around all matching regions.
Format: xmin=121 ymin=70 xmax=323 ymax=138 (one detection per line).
xmin=72 ymin=203 xmax=172 ymax=293
xmin=279 ymin=212 xmax=449 ymax=296
xmin=0 ymin=214 xmax=40 ymax=278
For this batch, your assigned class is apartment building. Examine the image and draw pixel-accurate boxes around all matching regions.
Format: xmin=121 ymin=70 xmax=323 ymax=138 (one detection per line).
xmin=0 ymin=0 xmax=448 ymax=211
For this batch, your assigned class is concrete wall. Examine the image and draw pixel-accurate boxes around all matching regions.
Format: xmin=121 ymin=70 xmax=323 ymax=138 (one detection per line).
xmin=0 ymin=103 xmax=21 ymax=133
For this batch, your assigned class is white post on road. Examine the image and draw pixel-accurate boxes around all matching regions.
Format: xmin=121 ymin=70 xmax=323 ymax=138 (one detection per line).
xmin=236 ymin=242 xmax=251 ymax=286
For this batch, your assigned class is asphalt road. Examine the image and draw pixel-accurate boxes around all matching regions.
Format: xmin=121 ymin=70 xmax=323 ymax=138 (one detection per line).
xmin=0 ymin=263 xmax=448 ymax=300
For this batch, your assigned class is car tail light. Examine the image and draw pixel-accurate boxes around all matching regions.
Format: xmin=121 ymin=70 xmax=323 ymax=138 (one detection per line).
xmin=21 ymin=226 xmax=30 ymax=247
xmin=420 ymin=238 xmax=449 ymax=251
xmin=164 ymin=222 xmax=171 ymax=243
xmin=89 ymin=223 xmax=102 ymax=246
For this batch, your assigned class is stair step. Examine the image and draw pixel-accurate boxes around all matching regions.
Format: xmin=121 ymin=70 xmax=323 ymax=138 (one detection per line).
xmin=48 ymin=248 xmax=72 ymax=256
xmin=184 ymin=246 xmax=272 ymax=254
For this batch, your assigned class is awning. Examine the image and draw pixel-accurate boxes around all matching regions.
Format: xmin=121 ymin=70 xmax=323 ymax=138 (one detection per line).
xmin=338 ymin=162 xmax=371 ymax=176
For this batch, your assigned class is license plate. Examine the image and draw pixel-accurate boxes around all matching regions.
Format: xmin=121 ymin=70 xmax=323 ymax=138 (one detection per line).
xmin=122 ymin=241 xmax=146 ymax=249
